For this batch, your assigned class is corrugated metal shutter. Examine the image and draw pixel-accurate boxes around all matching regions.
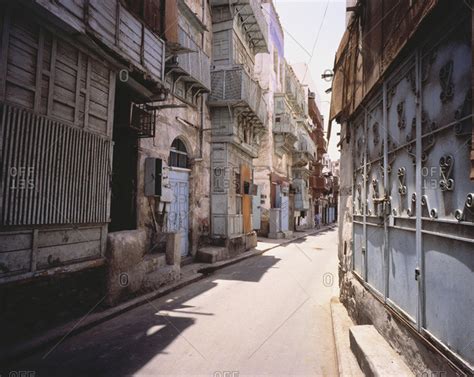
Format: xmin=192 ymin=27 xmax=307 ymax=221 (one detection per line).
xmin=0 ymin=102 xmax=111 ymax=226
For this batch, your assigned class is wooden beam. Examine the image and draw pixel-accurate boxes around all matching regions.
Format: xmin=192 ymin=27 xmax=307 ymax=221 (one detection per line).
xmin=34 ymin=28 xmax=45 ymax=112
xmin=0 ymin=6 xmax=11 ymax=101
xmin=47 ymin=38 xmax=57 ymax=116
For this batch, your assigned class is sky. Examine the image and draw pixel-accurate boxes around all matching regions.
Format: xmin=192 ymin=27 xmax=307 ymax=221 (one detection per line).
xmin=273 ymin=0 xmax=346 ymax=160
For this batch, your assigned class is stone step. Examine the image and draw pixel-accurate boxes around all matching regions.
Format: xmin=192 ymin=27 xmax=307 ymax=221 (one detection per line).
xmin=282 ymin=230 xmax=293 ymax=238
xmin=196 ymin=246 xmax=228 ymax=264
xmin=350 ymin=325 xmax=413 ymax=377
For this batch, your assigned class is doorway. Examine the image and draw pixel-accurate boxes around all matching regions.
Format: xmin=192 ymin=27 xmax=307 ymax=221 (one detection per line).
xmin=168 ymin=139 xmax=190 ymax=256
xmin=110 ymin=82 xmax=138 ymax=232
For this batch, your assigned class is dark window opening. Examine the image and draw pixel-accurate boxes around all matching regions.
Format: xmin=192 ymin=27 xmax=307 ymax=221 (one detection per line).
xmin=169 ymin=139 xmax=189 ymax=168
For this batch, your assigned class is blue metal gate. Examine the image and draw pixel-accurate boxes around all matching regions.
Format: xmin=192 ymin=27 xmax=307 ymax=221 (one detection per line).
xmin=352 ymin=18 xmax=474 ymax=366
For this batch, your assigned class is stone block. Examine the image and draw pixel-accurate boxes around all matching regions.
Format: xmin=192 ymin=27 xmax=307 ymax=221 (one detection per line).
xmin=196 ymin=246 xmax=228 ymax=263
xmin=349 ymin=325 xmax=413 ymax=377
xmin=165 ymin=232 xmax=181 ymax=266
xmin=245 ymin=231 xmax=257 ymax=249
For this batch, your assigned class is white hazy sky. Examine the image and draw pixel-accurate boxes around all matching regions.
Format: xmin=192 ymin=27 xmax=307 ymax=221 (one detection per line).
xmin=273 ymin=0 xmax=346 ymax=160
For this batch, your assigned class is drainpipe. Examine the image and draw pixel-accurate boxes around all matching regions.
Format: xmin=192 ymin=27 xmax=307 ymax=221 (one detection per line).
xmin=200 ymin=0 xmax=206 ymax=159
xmin=199 ymin=94 xmax=205 ymax=159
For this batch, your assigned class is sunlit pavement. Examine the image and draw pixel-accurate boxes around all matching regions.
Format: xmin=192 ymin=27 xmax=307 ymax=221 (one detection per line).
xmin=9 ymin=228 xmax=339 ymax=377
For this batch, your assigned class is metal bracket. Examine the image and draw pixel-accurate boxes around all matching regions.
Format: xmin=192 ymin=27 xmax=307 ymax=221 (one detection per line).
xmin=439 ymin=60 xmax=454 ymax=103
xmin=407 ymin=193 xmax=416 ymax=217
xmin=398 ymin=167 xmax=407 ymax=196
xmin=454 ymin=193 xmax=474 ymax=222
xmin=421 ymin=194 xmax=438 ymax=219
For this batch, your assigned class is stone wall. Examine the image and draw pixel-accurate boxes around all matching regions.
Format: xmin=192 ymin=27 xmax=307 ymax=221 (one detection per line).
xmin=106 ymin=230 xmax=181 ymax=306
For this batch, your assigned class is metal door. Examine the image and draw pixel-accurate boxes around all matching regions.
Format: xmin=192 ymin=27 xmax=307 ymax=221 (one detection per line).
xmin=385 ymin=57 xmax=419 ymax=321
xmin=168 ymin=170 xmax=189 ymax=256
xmin=252 ymin=185 xmax=261 ymax=230
xmin=351 ymin=16 xmax=474 ymax=366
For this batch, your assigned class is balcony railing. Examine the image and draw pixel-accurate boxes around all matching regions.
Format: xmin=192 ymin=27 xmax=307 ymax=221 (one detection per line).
xmin=273 ymin=114 xmax=298 ymax=136
xmin=293 ymin=134 xmax=316 ymax=167
xmin=34 ymin=0 xmax=166 ymax=88
xmin=284 ymin=64 xmax=307 ymax=116
xmin=208 ymin=66 xmax=267 ymax=125
xmin=167 ymin=26 xmax=211 ymax=91
xmin=210 ymin=0 xmax=268 ymax=53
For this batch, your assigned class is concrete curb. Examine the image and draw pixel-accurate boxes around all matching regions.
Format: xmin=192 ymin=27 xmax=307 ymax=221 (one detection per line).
xmin=3 ymin=224 xmax=336 ymax=364
xmin=349 ymin=325 xmax=414 ymax=377
xmin=330 ymin=297 xmax=364 ymax=377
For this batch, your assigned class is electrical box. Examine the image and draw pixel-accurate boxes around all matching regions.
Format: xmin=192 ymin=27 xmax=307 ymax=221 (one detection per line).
xmin=144 ymin=158 xmax=162 ymax=196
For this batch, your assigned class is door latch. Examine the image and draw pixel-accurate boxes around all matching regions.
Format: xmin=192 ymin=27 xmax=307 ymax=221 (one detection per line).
xmin=415 ymin=267 xmax=421 ymax=281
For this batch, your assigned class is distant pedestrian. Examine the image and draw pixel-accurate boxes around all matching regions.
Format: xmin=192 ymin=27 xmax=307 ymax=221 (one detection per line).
xmin=314 ymin=213 xmax=321 ymax=229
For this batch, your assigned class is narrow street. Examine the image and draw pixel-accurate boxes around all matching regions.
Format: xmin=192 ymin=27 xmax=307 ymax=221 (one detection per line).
xmin=1 ymin=0 xmax=472 ymax=375
xmin=11 ymin=229 xmax=339 ymax=377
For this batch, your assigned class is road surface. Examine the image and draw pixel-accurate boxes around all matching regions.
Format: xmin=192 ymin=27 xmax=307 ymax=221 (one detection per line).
xmin=9 ymin=228 xmax=339 ymax=377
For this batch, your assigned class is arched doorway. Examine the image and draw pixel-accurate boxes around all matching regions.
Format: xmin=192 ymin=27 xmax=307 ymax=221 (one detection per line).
xmin=167 ymin=138 xmax=190 ymax=257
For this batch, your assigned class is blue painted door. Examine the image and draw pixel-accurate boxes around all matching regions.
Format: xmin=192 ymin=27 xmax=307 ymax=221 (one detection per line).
xmin=168 ymin=170 xmax=189 ymax=256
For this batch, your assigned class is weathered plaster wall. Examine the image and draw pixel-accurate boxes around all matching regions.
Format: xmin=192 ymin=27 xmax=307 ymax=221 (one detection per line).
xmin=138 ymin=99 xmax=212 ymax=256
xmin=184 ymin=0 xmax=212 ymax=55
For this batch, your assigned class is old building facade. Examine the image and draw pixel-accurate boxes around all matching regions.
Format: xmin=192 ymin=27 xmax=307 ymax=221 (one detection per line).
xmin=332 ymin=0 xmax=473 ymax=374
xmin=207 ymin=0 xmax=268 ymax=252
xmin=253 ymin=1 xmax=324 ymax=238
xmin=0 ymin=0 xmax=215 ymax=339
xmin=0 ymin=0 xmax=331 ymax=352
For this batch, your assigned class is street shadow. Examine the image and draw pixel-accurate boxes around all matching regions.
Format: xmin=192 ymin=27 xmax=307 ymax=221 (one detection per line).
xmin=204 ymin=254 xmax=281 ymax=283
xmin=4 ymin=255 xmax=282 ymax=377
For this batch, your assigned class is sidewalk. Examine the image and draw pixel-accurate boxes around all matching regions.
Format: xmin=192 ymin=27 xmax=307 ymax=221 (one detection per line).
xmin=2 ymin=224 xmax=336 ymax=364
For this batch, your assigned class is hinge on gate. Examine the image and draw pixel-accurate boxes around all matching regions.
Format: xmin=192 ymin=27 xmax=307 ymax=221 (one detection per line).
xmin=415 ymin=267 xmax=421 ymax=281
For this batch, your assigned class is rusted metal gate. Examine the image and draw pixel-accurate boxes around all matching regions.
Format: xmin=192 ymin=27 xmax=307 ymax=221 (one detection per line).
xmin=352 ymin=18 xmax=473 ymax=366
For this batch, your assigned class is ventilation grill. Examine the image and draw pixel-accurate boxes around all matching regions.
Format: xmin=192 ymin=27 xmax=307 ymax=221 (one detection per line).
xmin=0 ymin=102 xmax=111 ymax=226
xmin=130 ymin=103 xmax=156 ymax=138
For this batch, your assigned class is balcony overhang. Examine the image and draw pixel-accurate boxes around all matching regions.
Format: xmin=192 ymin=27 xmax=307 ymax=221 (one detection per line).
xmin=177 ymin=0 xmax=208 ymax=33
xmin=165 ymin=59 xmax=211 ymax=94
xmin=292 ymin=151 xmax=313 ymax=167
xmin=274 ymin=134 xmax=297 ymax=157
xmin=210 ymin=0 xmax=269 ymax=54
xmin=208 ymin=66 xmax=267 ymax=126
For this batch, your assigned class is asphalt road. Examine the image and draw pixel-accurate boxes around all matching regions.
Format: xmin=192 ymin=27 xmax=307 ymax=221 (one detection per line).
xmin=8 ymin=228 xmax=339 ymax=377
